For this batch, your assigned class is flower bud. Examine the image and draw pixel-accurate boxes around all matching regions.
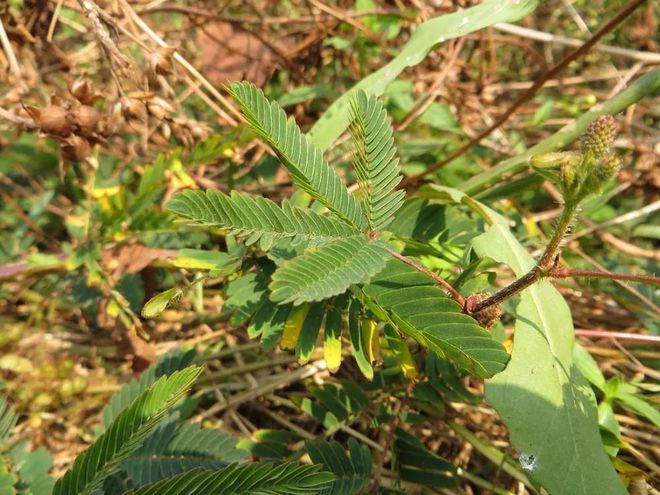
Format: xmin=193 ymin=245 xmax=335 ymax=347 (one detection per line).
xmin=581 ymin=115 xmax=617 ymax=157
xmin=595 ymin=154 xmax=620 ymax=184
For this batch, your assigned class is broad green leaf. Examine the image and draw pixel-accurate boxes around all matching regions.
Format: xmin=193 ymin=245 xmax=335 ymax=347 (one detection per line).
xmin=615 ymin=392 xmax=660 ymax=428
xmin=362 ymin=260 xmax=509 ymax=378
xmin=168 ymin=190 xmax=359 ymax=243
xmin=54 ymin=366 xmax=202 ymax=495
xmin=308 ymin=0 xmax=539 ymax=150
xmin=349 ymin=299 xmax=373 ymax=380
xmin=295 ymin=303 xmax=324 ymax=364
xmin=306 ymin=439 xmax=371 ymax=495
xmin=0 ymin=458 xmax=16 ymax=495
xmin=226 ymin=82 xmax=365 ymax=228
xmin=468 ymin=206 xmax=626 ymax=494
xmin=126 ymin=463 xmax=334 ymax=495
xmin=349 ymin=90 xmax=404 ymax=231
xmin=270 ymin=236 xmax=390 ymax=305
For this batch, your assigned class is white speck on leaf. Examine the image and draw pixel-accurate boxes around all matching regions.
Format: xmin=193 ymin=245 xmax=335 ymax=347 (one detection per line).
xmin=519 ymin=453 xmax=538 ymax=472
xmin=460 ymin=17 xmax=469 ymax=28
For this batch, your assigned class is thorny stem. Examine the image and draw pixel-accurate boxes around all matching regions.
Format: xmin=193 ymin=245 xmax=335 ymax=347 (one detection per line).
xmin=471 ymin=204 xmax=577 ymax=314
xmin=388 ymin=250 xmax=465 ymax=306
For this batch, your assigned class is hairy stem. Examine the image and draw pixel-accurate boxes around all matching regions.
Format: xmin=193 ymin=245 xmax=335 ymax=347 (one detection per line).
xmin=472 ymin=204 xmax=577 ymax=314
xmin=388 ymin=250 xmax=465 ymax=306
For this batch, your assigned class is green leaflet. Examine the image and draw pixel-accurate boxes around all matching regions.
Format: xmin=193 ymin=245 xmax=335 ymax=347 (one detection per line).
xmin=126 ymin=463 xmax=334 ymax=495
xmin=306 ymin=439 xmax=371 ymax=495
xmin=54 ymin=367 xmax=202 ymax=495
xmin=102 ymin=349 xmax=196 ymax=427
xmin=424 ymin=185 xmax=625 ymax=494
xmin=168 ymin=190 xmax=359 ymax=243
xmin=362 ymin=260 xmax=509 ymax=378
xmin=308 ymin=0 xmax=539 ymax=150
xmin=269 ymin=236 xmax=390 ymax=306
xmin=349 ymin=90 xmax=404 ymax=232
xmin=227 ymin=82 xmax=365 ymax=229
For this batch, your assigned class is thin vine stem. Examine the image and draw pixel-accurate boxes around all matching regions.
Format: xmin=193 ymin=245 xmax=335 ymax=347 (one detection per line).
xmin=554 ymin=269 xmax=660 ymax=285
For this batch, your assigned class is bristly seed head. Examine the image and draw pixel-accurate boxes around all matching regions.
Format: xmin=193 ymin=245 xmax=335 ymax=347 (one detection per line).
xmin=466 ymin=293 xmax=501 ymax=329
xmin=580 ymin=115 xmax=617 ymax=157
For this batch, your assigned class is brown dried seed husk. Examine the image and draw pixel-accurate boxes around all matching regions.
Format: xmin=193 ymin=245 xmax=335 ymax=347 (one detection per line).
xmin=38 ymin=105 xmax=73 ymax=137
xmin=149 ymin=47 xmax=175 ymax=76
xmin=69 ymin=76 xmax=94 ymax=105
xmin=120 ymin=97 xmax=146 ymax=120
xmin=60 ymin=135 xmax=91 ymax=162
xmin=72 ymin=105 xmax=102 ymax=134
xmin=147 ymin=97 xmax=174 ymax=120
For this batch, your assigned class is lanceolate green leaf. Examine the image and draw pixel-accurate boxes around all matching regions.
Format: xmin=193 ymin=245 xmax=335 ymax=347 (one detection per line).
xmin=168 ymin=189 xmax=359 ymax=243
xmin=416 ymin=184 xmax=625 ymax=494
xmin=349 ymin=90 xmax=404 ymax=232
xmin=362 ymin=260 xmax=508 ymax=378
xmin=227 ymin=82 xmax=365 ymax=229
xmin=308 ymin=0 xmax=539 ymax=150
xmin=270 ymin=236 xmax=390 ymax=305
xmin=54 ymin=367 xmax=202 ymax=495
xmin=127 ymin=463 xmax=334 ymax=495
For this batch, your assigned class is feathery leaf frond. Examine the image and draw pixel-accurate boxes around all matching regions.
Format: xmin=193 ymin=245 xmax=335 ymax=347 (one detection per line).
xmin=270 ymin=236 xmax=389 ymax=305
xmin=168 ymin=190 xmax=358 ymax=243
xmin=362 ymin=260 xmax=509 ymax=378
xmin=127 ymin=462 xmax=334 ymax=495
xmin=0 ymin=396 xmax=17 ymax=445
xmin=349 ymin=90 xmax=404 ymax=231
xmin=54 ymin=366 xmax=202 ymax=495
xmin=227 ymin=82 xmax=365 ymax=229
xmin=306 ymin=439 xmax=372 ymax=495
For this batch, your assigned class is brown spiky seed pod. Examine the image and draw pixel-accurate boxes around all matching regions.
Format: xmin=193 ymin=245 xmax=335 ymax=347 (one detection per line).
xmin=120 ymin=97 xmax=145 ymax=120
xmin=580 ymin=115 xmax=617 ymax=157
xmin=467 ymin=293 xmax=501 ymax=329
xmin=72 ymin=104 xmax=102 ymax=135
xmin=36 ymin=105 xmax=73 ymax=137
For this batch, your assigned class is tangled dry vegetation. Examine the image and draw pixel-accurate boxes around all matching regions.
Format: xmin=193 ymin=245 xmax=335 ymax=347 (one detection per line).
xmin=0 ymin=0 xmax=658 ymax=493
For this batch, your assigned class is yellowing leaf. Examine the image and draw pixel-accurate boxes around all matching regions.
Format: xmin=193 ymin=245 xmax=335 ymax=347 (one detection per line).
xmin=361 ymin=319 xmax=380 ymax=363
xmin=142 ymin=288 xmax=181 ymax=319
xmin=281 ymin=304 xmax=309 ymax=350
xmin=395 ymin=341 xmax=418 ymax=380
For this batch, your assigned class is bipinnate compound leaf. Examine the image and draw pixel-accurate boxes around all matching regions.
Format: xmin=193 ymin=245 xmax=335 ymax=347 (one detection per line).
xmin=306 ymin=439 xmax=371 ymax=495
xmin=349 ymin=90 xmax=404 ymax=232
xmin=362 ymin=260 xmax=509 ymax=378
xmin=227 ymin=82 xmax=365 ymax=229
xmin=270 ymin=236 xmax=390 ymax=305
xmin=168 ymin=190 xmax=359 ymax=244
xmin=0 ymin=396 xmax=17 ymax=445
xmin=103 ymin=349 xmax=196 ymax=427
xmin=126 ymin=463 xmax=334 ymax=495
xmin=54 ymin=366 xmax=202 ymax=495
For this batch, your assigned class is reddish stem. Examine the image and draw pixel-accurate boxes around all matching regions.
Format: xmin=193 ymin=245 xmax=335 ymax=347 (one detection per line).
xmin=389 ymin=250 xmax=465 ymax=306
